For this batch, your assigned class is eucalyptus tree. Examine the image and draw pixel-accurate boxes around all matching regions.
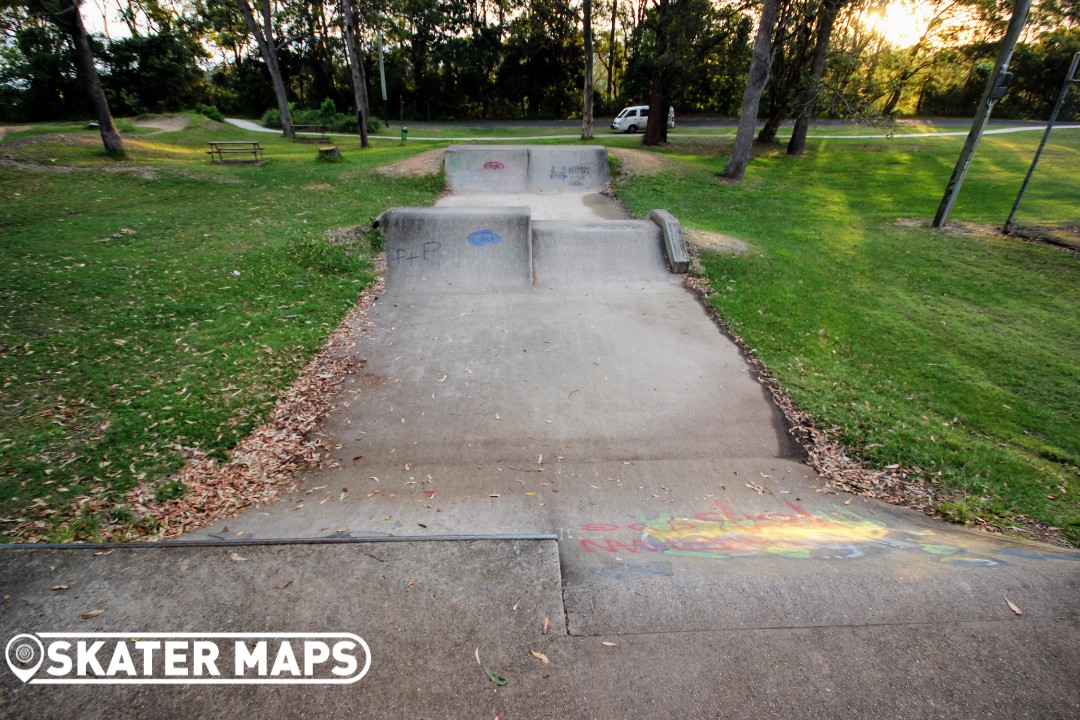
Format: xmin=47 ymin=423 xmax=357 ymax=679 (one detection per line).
xmin=582 ymin=0 xmax=594 ymax=139
xmin=340 ymin=0 xmax=369 ymax=145
xmin=10 ymin=0 xmax=124 ymax=154
xmin=787 ymin=0 xmax=849 ymax=155
xmin=234 ymin=0 xmax=294 ymax=135
xmin=722 ymin=0 xmax=782 ymax=179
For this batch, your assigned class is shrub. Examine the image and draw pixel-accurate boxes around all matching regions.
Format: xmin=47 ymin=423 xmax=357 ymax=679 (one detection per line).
xmin=197 ymin=104 xmax=225 ymax=122
xmin=261 ymin=107 xmax=281 ymax=129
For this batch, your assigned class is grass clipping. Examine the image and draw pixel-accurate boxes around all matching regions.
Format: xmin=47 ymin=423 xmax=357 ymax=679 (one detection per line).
xmin=126 ymin=265 xmax=385 ymax=539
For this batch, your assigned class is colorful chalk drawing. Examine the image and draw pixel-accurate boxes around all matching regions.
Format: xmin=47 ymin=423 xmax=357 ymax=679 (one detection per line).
xmin=483 ymin=161 xmax=505 ymax=170
xmin=467 ymin=229 xmax=502 ymax=247
xmin=576 ymin=501 xmax=1080 ymax=566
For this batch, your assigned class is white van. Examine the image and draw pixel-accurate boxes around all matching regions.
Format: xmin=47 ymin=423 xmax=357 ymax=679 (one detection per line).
xmin=610 ymin=105 xmax=675 ymax=133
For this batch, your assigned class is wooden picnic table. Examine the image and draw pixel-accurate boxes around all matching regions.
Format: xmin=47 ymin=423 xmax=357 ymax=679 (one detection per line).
xmin=206 ymin=141 xmax=263 ymax=163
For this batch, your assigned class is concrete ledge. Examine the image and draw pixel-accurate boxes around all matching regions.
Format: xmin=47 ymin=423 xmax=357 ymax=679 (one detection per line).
xmin=648 ymin=208 xmax=690 ymax=273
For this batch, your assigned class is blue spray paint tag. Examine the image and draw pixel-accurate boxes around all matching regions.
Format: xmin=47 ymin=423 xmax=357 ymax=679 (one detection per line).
xmin=467 ymin=230 xmax=502 ymax=247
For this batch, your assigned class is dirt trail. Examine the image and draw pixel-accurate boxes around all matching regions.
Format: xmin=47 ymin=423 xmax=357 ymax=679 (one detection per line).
xmin=0 ymin=125 xmax=30 ymax=142
xmin=132 ymin=115 xmax=189 ymax=134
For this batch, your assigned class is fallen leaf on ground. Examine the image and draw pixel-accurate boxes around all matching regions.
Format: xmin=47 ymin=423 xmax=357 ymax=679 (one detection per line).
xmin=530 ymin=651 xmax=550 ymax=664
xmin=51 ymin=584 xmax=69 ymax=591
xmin=474 ymin=647 xmax=482 ymax=666
xmin=602 ymin=641 xmax=619 ymax=647
xmin=483 ymin=667 xmax=507 ymax=686
xmin=1004 ymin=596 xmax=1023 ymax=615
xmin=81 ymin=609 xmax=105 ymax=619
xmin=276 ymin=580 xmax=293 ymax=590
xmin=542 ymin=617 xmax=550 ymax=635
xmin=229 ymin=552 xmax=246 ymax=562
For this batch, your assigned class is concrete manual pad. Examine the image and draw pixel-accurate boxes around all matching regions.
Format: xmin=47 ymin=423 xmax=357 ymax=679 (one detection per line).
xmin=1 ymin=541 xmax=1076 ymax=718
xmin=0 ymin=540 xmax=565 ymax=719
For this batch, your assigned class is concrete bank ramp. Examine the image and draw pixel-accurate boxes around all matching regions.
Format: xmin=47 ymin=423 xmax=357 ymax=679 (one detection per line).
xmin=380 ymin=209 xmax=671 ymax=293
xmin=445 ymin=145 xmax=610 ymax=194
xmin=380 ymin=207 xmax=533 ymax=293
xmin=532 ymin=220 xmax=668 ymax=288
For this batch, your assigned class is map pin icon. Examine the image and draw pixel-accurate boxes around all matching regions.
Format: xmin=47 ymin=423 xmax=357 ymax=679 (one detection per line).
xmin=6 ymin=634 xmax=44 ymax=683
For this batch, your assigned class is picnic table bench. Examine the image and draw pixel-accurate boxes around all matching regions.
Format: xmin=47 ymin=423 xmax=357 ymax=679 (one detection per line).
xmin=206 ymin=141 xmax=263 ymax=164
xmin=293 ymin=124 xmax=330 ymax=142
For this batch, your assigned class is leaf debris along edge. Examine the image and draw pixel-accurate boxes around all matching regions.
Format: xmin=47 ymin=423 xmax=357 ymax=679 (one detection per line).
xmin=682 ymin=273 xmax=1069 ymax=548
xmin=121 ymin=263 xmax=388 ymax=541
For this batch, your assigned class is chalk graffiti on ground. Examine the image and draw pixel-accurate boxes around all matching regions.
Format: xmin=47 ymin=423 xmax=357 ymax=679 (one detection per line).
xmin=579 ymin=501 xmax=1008 ymax=565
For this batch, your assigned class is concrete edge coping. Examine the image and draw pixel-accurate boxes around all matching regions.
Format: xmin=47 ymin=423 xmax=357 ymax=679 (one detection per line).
xmin=648 ymin=209 xmax=690 ymax=274
xmin=0 ymin=534 xmax=561 ymax=551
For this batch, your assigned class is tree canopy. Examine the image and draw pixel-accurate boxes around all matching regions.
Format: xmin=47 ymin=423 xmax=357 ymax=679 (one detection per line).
xmin=0 ymin=0 xmax=1076 ymax=125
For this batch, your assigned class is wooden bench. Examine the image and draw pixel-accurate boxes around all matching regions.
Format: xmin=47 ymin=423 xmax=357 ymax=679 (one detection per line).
xmin=293 ymin=124 xmax=330 ymax=142
xmin=206 ymin=141 xmax=263 ymax=164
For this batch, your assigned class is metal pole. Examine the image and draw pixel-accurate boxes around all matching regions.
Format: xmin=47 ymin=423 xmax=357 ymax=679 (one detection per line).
xmin=1004 ymin=51 xmax=1080 ymax=232
xmin=932 ymin=0 xmax=1031 ymax=228
xmin=377 ymin=22 xmax=389 ymax=127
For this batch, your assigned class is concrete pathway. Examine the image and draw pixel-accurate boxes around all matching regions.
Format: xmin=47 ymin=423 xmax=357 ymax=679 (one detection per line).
xmin=2 ymin=144 xmax=1077 ymax=719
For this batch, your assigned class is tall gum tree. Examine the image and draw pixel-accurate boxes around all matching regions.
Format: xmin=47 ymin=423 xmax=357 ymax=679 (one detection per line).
xmin=340 ymin=0 xmax=369 ymax=147
xmin=18 ymin=0 xmax=125 ymax=155
xmin=722 ymin=0 xmax=782 ymax=180
xmin=582 ymin=0 xmax=594 ymax=139
xmin=235 ymin=0 xmax=294 ymax=136
xmin=788 ymin=0 xmax=848 ymax=155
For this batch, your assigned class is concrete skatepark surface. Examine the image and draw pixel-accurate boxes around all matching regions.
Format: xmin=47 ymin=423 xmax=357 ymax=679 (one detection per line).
xmin=2 ymin=145 xmax=1078 ymax=718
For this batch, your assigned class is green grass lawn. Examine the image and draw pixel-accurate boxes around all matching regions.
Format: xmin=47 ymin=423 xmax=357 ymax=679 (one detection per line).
xmin=2 ymin=116 xmax=1076 ymax=545
xmin=0 ymin=117 xmax=443 ymax=541
xmin=612 ymin=131 xmax=1079 ymax=544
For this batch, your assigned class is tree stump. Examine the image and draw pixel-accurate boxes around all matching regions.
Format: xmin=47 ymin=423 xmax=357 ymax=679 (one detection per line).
xmin=317 ymin=146 xmax=342 ymax=162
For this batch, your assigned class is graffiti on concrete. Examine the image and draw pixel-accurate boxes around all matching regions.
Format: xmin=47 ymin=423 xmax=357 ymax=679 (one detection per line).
xmin=579 ymin=501 xmax=1009 ymax=565
xmin=550 ymin=164 xmax=593 ymax=186
xmin=467 ymin=229 xmax=502 ymax=247
xmin=389 ymin=241 xmax=441 ymax=267
xmin=483 ymin=161 xmax=505 ymax=170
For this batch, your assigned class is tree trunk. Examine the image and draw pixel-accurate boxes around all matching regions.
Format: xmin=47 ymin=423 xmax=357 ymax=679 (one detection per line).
xmin=642 ymin=70 xmax=667 ymax=145
xmin=341 ymin=0 xmax=370 ymax=147
xmin=607 ymin=0 xmax=617 ymax=99
xmin=642 ymin=0 xmax=671 ymax=147
xmin=721 ymin=0 xmax=782 ymax=180
xmin=581 ymin=0 xmax=594 ymax=140
xmin=756 ymin=108 xmax=784 ymax=146
xmin=788 ymin=0 xmax=843 ymax=156
xmin=235 ymin=0 xmax=294 ymax=136
xmin=55 ymin=0 xmax=124 ymax=156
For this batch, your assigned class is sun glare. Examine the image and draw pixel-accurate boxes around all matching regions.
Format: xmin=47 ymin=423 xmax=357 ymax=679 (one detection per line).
xmin=861 ymin=2 xmax=933 ymax=47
